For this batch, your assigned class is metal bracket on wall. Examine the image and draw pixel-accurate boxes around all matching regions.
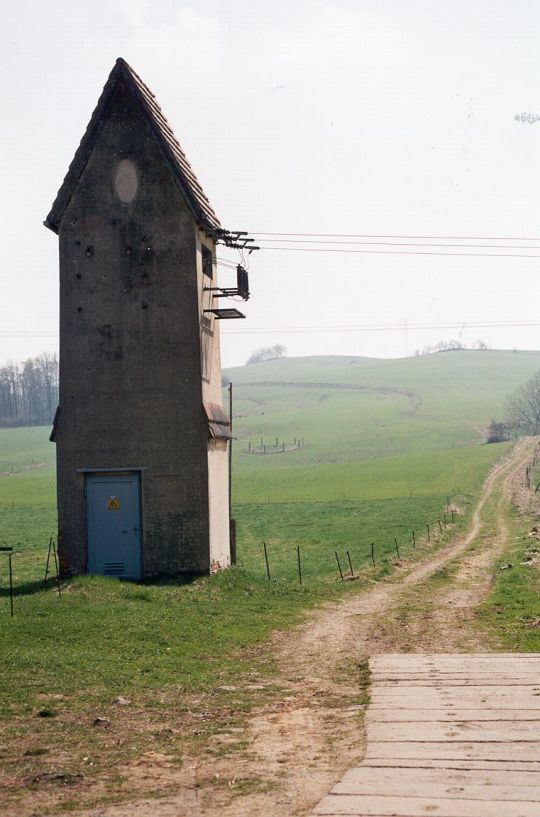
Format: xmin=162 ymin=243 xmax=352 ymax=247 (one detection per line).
xmin=203 ymin=308 xmax=245 ymax=320
xmin=204 ymin=265 xmax=250 ymax=301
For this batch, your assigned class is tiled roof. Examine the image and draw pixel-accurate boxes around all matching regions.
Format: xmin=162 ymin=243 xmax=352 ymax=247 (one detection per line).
xmin=45 ymin=58 xmax=220 ymax=233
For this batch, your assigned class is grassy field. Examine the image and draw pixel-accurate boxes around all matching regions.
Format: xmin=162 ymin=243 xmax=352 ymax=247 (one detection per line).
xmin=1 ymin=350 xmax=539 ymax=810
xmin=228 ymin=349 xmax=540 ymax=579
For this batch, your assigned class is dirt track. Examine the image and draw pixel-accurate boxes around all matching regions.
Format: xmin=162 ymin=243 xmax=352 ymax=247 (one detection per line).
xmin=80 ymin=439 xmax=534 ymax=817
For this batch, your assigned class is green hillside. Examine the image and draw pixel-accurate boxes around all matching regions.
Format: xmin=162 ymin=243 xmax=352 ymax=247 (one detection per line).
xmin=227 ymin=350 xmax=540 ymax=500
xmin=224 ymin=350 xmax=540 ymax=578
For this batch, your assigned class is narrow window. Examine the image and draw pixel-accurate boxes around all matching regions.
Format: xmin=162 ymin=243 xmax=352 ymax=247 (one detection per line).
xmin=202 ymin=245 xmax=213 ymax=279
xmin=201 ymin=315 xmax=214 ymax=382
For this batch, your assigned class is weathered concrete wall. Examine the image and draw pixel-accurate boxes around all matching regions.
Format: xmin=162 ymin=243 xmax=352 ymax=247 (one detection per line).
xmin=55 ymin=76 xmax=212 ymax=576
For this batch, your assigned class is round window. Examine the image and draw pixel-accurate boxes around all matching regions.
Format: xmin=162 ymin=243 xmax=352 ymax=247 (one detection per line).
xmin=113 ymin=158 xmax=139 ymax=204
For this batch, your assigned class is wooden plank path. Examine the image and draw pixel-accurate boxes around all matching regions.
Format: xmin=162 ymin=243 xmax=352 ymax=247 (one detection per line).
xmin=312 ymin=654 xmax=540 ymax=816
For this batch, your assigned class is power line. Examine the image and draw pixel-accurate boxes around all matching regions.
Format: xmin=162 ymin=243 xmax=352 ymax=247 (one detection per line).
xmin=5 ymin=320 xmax=540 ymax=338
xmin=251 ymin=231 xmax=540 ymax=241
xmin=255 ymin=245 xmax=540 ymax=259
xmin=255 ymin=238 xmax=540 ymax=250
xmin=6 ymin=319 xmax=540 ymax=340
xmin=0 ymin=331 xmax=58 ymax=337
xmin=222 ymin=319 xmax=540 ymax=336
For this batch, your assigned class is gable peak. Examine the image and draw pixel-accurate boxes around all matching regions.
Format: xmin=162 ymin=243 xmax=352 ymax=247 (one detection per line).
xmin=45 ymin=58 xmax=220 ymax=233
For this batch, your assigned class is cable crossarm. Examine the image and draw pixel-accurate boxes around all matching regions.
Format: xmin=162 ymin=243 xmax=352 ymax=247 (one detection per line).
xmin=205 ymin=226 xmax=260 ymax=252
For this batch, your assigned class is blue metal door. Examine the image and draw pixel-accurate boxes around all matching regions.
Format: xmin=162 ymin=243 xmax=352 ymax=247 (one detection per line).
xmin=86 ymin=473 xmax=142 ymax=579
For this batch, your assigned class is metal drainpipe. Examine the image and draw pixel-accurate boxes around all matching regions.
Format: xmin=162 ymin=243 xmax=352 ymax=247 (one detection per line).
xmin=228 ymin=382 xmax=236 ymax=564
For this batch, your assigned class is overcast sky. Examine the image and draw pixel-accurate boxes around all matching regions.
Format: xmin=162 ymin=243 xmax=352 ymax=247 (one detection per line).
xmin=1 ymin=0 xmax=539 ymax=367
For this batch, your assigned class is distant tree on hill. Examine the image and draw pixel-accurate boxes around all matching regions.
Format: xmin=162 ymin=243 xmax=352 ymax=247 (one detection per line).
xmin=246 ymin=344 xmax=287 ymax=364
xmin=435 ymin=339 xmax=464 ymax=352
xmin=421 ymin=339 xmax=465 ymax=355
xmin=506 ymin=369 xmax=540 ymax=435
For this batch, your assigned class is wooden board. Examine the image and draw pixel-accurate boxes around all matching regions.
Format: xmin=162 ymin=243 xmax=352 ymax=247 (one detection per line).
xmin=368 ymin=707 xmax=540 ymax=721
xmin=336 ymin=765 xmax=540 ymax=797
xmin=310 ymin=653 xmax=540 ymax=817
xmin=370 ymin=688 xmax=540 ymax=705
xmin=314 ymin=793 xmax=540 ymax=816
xmin=361 ymin=757 xmax=540 ymax=771
xmin=365 ymin=740 xmax=540 ymax=760
xmin=367 ymin=720 xmax=540 ymax=741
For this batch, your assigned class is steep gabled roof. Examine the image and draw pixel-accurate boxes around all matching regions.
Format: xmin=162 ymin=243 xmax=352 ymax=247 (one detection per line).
xmin=45 ymin=58 xmax=220 ymax=233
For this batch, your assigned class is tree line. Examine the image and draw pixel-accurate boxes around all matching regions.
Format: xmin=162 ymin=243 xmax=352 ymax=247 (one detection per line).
xmin=0 ymin=353 xmax=58 ymax=427
xmin=416 ymin=339 xmax=488 ymax=355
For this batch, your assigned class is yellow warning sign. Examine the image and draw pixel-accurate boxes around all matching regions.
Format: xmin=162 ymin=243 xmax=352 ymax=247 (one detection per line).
xmin=107 ymin=497 xmax=120 ymax=511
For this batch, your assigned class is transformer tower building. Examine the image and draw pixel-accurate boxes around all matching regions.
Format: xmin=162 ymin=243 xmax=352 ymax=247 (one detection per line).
xmin=46 ymin=58 xmax=249 ymax=579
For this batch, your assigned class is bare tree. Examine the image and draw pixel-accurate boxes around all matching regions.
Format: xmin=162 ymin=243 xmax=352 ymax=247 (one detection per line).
xmin=506 ymin=369 xmax=540 ymax=435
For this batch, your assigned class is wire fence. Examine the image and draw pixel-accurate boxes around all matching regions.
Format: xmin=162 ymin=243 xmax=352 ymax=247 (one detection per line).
xmin=245 ymin=436 xmax=306 ymax=454
xmin=256 ymin=489 xmax=466 ymax=585
xmin=1 ymin=487 xmax=471 ymax=615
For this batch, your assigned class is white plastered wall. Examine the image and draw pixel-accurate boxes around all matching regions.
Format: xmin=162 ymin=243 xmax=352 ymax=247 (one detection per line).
xmin=196 ymin=228 xmax=231 ymax=567
xmin=207 ymin=438 xmax=230 ymax=567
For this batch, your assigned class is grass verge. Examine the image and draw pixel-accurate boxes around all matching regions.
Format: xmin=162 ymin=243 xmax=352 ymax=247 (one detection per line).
xmin=477 ymin=505 xmax=540 ymax=652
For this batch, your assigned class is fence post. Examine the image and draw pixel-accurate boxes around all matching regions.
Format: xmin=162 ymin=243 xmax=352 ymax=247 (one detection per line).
xmin=371 ymin=542 xmax=375 ymax=566
xmin=335 ymin=551 xmax=344 ymax=581
xmin=8 ymin=553 xmax=14 ymax=618
xmin=347 ymin=550 xmax=354 ymax=577
xmin=230 ymin=519 xmax=237 ymax=565
xmin=394 ymin=537 xmax=400 ymax=559
xmin=263 ymin=542 xmax=271 ymax=580
xmin=297 ymin=545 xmax=303 ymax=585
xmin=43 ymin=536 xmax=53 ymax=587
xmin=52 ymin=541 xmax=61 ymax=598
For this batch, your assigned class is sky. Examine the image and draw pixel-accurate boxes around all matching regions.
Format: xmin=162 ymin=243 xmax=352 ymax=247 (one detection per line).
xmin=1 ymin=0 xmax=540 ymax=367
